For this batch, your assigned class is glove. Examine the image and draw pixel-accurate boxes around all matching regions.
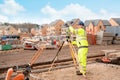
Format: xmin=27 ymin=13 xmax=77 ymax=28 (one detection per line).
xmin=66 ymin=35 xmax=71 ymax=42
xmin=66 ymin=35 xmax=70 ymax=39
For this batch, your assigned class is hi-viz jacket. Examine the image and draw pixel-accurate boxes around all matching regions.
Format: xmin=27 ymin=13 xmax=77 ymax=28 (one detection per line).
xmin=68 ymin=26 xmax=88 ymax=47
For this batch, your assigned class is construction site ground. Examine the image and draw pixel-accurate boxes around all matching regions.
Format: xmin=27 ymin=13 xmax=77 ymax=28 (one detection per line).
xmin=30 ymin=63 xmax=120 ymax=80
xmin=0 ymin=44 xmax=120 ymax=80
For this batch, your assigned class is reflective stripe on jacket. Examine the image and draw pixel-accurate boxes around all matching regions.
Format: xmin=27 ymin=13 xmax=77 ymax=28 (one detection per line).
xmin=69 ymin=26 xmax=88 ymax=47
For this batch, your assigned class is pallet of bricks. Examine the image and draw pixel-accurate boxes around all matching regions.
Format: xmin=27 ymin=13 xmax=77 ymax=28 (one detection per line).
xmin=96 ymin=31 xmax=114 ymax=45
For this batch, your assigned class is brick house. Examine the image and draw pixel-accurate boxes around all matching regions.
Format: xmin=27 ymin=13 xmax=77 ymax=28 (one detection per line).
xmin=70 ymin=18 xmax=80 ymax=28
xmin=39 ymin=20 xmax=64 ymax=36
xmin=11 ymin=23 xmax=38 ymax=32
xmin=85 ymin=19 xmax=111 ymax=35
xmin=106 ymin=18 xmax=120 ymax=36
xmin=61 ymin=18 xmax=80 ymax=35
xmin=54 ymin=20 xmax=64 ymax=35
xmin=7 ymin=26 xmax=19 ymax=35
xmin=49 ymin=19 xmax=64 ymax=36
xmin=48 ymin=22 xmax=56 ymax=36
xmin=85 ymin=19 xmax=111 ymax=45
xmin=40 ymin=24 xmax=49 ymax=36
xmin=8 ymin=23 xmax=39 ymax=39
xmin=0 ymin=26 xmax=9 ymax=36
xmin=0 ymin=25 xmax=20 ymax=36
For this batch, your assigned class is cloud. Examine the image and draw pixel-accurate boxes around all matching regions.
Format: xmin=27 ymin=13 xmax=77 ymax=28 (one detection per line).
xmin=99 ymin=9 xmax=120 ymax=19
xmin=1 ymin=3 xmax=119 ymax=24
xmin=0 ymin=0 xmax=25 ymax=15
xmin=40 ymin=3 xmax=120 ymax=23
xmin=0 ymin=14 xmax=8 ymax=22
xmin=41 ymin=5 xmax=57 ymax=16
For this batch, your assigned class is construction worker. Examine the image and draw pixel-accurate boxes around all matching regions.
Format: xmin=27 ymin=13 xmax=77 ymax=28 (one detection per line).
xmin=5 ymin=64 xmax=31 ymax=80
xmin=67 ymin=21 xmax=89 ymax=75
xmin=5 ymin=66 xmax=25 ymax=80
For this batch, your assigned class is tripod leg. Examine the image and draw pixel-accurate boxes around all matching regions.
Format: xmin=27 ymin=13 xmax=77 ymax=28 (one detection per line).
xmin=48 ymin=41 xmax=65 ymax=72
xmin=48 ymin=56 xmax=57 ymax=72
xmin=29 ymin=45 xmax=45 ymax=66
xmin=30 ymin=48 xmax=44 ymax=66
xmin=68 ymin=42 xmax=78 ymax=69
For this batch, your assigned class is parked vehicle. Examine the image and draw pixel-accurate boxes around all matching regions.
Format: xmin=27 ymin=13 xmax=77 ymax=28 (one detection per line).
xmin=23 ymin=41 xmax=37 ymax=50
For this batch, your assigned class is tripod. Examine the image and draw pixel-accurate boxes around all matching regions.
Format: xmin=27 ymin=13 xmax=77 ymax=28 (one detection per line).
xmin=24 ymin=40 xmax=85 ymax=80
xmin=48 ymin=40 xmax=84 ymax=76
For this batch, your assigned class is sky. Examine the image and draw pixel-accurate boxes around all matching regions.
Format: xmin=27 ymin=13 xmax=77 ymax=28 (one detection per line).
xmin=0 ymin=0 xmax=120 ymax=25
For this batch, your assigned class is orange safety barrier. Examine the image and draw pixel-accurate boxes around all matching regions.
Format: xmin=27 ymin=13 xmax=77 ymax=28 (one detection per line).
xmin=87 ymin=29 xmax=96 ymax=45
xmin=92 ymin=34 xmax=96 ymax=45
xmin=87 ymin=34 xmax=96 ymax=45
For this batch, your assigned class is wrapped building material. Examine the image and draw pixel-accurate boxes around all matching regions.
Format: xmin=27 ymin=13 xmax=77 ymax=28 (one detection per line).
xmin=2 ymin=44 xmax=12 ymax=50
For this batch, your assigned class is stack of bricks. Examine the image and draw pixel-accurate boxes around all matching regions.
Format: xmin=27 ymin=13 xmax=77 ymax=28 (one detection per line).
xmin=87 ymin=34 xmax=96 ymax=45
xmin=96 ymin=31 xmax=114 ymax=45
xmin=102 ymin=32 xmax=114 ymax=45
xmin=114 ymin=36 xmax=120 ymax=44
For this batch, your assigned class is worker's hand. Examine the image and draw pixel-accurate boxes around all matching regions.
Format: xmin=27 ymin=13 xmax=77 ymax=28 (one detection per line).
xmin=64 ymin=23 xmax=69 ymax=27
xmin=66 ymin=36 xmax=71 ymax=42
xmin=66 ymin=35 xmax=70 ymax=39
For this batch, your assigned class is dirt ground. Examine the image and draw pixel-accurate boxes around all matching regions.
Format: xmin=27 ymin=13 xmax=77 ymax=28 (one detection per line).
xmin=0 ymin=44 xmax=120 ymax=68
xmin=0 ymin=44 xmax=120 ymax=80
xmin=30 ymin=63 xmax=120 ymax=80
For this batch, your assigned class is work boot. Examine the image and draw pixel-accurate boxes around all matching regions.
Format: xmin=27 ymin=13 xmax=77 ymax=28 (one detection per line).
xmin=76 ymin=70 xmax=82 ymax=75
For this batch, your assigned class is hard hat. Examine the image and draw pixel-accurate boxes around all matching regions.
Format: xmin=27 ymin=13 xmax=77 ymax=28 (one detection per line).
xmin=78 ymin=21 xmax=84 ymax=26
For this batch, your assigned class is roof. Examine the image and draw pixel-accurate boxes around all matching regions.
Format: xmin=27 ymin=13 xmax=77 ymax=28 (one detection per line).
xmin=111 ymin=18 xmax=120 ymax=25
xmin=102 ymin=20 xmax=111 ymax=26
xmin=84 ymin=20 xmax=92 ymax=26
xmin=40 ymin=24 xmax=49 ymax=29
xmin=0 ymin=25 xmax=10 ymax=30
xmin=49 ymin=19 xmax=64 ymax=26
xmin=92 ymin=20 xmax=101 ymax=26
xmin=85 ymin=19 xmax=101 ymax=26
xmin=10 ymin=23 xmax=39 ymax=32
xmin=11 ymin=23 xmax=39 ymax=29
xmin=63 ymin=18 xmax=80 ymax=28
xmin=71 ymin=18 xmax=80 ymax=23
